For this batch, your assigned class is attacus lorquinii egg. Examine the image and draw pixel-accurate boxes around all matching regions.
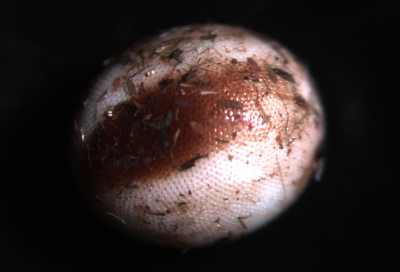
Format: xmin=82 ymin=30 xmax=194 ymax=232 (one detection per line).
xmin=72 ymin=24 xmax=325 ymax=248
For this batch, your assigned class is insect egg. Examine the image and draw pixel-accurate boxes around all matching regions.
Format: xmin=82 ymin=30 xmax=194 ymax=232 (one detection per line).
xmin=72 ymin=24 xmax=325 ymax=248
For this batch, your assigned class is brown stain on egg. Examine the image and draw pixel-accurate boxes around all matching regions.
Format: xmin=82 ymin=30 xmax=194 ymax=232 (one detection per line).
xmin=76 ymin=57 xmax=316 ymax=196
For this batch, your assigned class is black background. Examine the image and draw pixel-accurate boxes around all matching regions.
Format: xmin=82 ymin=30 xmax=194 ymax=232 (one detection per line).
xmin=1 ymin=0 xmax=398 ymax=271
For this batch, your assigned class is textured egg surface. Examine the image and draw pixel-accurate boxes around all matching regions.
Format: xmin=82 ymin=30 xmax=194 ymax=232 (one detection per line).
xmin=73 ymin=24 xmax=324 ymax=248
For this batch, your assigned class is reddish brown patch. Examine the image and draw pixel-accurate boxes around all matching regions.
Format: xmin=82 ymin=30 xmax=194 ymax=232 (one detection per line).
xmin=75 ymin=59 xmax=306 ymax=194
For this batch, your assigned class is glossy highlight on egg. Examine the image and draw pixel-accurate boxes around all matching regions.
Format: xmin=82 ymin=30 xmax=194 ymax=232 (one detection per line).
xmin=72 ymin=24 xmax=325 ymax=248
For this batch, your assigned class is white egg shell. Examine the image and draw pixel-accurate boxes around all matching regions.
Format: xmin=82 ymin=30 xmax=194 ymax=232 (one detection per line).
xmin=73 ymin=24 xmax=324 ymax=248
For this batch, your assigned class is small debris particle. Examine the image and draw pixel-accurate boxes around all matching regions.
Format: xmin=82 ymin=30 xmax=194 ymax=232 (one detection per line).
xmin=148 ymin=119 xmax=165 ymax=130
xmin=218 ymin=100 xmax=243 ymax=110
xmin=125 ymin=79 xmax=136 ymax=96
xmin=159 ymin=79 xmax=174 ymax=87
xmin=215 ymin=138 xmax=229 ymax=144
xmin=262 ymin=115 xmax=271 ymax=124
xmin=173 ymin=98 xmax=193 ymax=108
xmin=142 ymin=114 xmax=152 ymax=122
xmin=247 ymin=58 xmax=261 ymax=72
xmin=237 ymin=215 xmax=251 ymax=230
xmin=168 ymin=49 xmax=184 ymax=60
xmin=231 ymin=58 xmax=238 ymax=64
xmin=262 ymin=60 xmax=277 ymax=84
xmin=144 ymin=209 xmax=165 ymax=216
xmin=96 ymin=90 xmax=107 ymax=103
xmin=181 ymin=69 xmax=198 ymax=83
xmin=199 ymin=34 xmax=217 ymax=41
xmin=165 ymin=110 xmax=174 ymax=126
xmin=107 ymin=213 xmax=126 ymax=225
xmin=232 ymin=132 xmax=237 ymax=140
xmin=272 ymin=68 xmax=295 ymax=83
xmin=179 ymin=154 xmax=208 ymax=171
xmin=200 ymin=90 xmax=219 ymax=95
xmin=244 ymin=73 xmax=259 ymax=82
xmin=111 ymin=77 xmax=122 ymax=92
xmin=190 ymin=121 xmax=206 ymax=136
xmin=155 ymin=45 xmax=171 ymax=53
xmin=293 ymin=94 xmax=309 ymax=110
xmin=275 ymin=135 xmax=283 ymax=149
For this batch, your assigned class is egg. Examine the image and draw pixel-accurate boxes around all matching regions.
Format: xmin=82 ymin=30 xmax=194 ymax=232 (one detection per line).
xmin=72 ymin=24 xmax=325 ymax=248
